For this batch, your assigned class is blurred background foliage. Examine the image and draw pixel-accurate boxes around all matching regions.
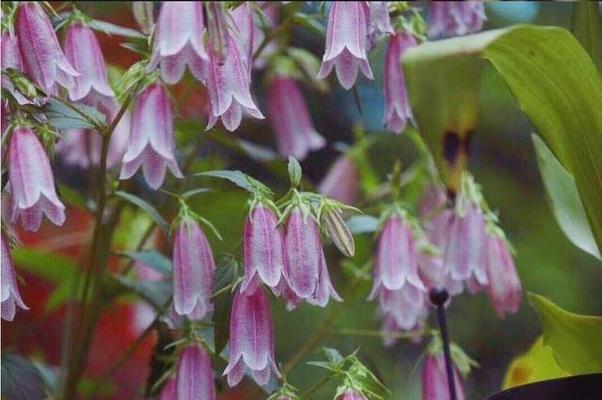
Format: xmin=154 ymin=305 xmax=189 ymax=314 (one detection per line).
xmin=3 ymin=2 xmax=602 ymax=400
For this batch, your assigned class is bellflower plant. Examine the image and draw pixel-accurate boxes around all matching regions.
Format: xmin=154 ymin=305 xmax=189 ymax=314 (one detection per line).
xmin=384 ymin=32 xmax=416 ymax=134
xmin=176 ymin=345 xmax=216 ymax=400
xmin=1 ymin=233 xmax=28 ymax=321
xmin=428 ymin=1 xmax=487 ymax=39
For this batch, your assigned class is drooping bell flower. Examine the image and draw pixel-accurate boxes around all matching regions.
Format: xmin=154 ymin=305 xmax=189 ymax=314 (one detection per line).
xmin=266 ymin=76 xmax=325 ymax=160
xmin=369 ymin=215 xmax=426 ymax=299
xmin=172 ymin=218 xmax=215 ymax=320
xmin=9 ymin=126 xmax=66 ymax=231
xmin=64 ymin=23 xmax=115 ymax=114
xmin=307 ymin=250 xmax=343 ymax=307
xmin=16 ymin=2 xmax=79 ymax=92
xmin=428 ymin=1 xmax=487 ymax=39
xmin=56 ymin=109 xmax=130 ymax=169
xmin=224 ymin=287 xmax=279 ymax=387
xmin=318 ymin=155 xmax=359 ymax=205
xmin=338 ymin=389 xmax=368 ymax=400
xmin=377 ymin=284 xmax=428 ymax=333
xmin=422 ymin=354 xmax=465 ymax=400
xmin=119 ymin=82 xmax=183 ymax=190
xmin=176 ymin=345 xmax=216 ymax=400
xmin=242 ymin=203 xmax=285 ymax=293
xmin=485 ymin=235 xmax=521 ymax=318
xmin=443 ymin=204 xmax=488 ymax=292
xmin=159 ymin=378 xmax=176 ymax=400
xmin=1 ymin=32 xmax=29 ymax=104
xmin=1 ymin=234 xmax=28 ymax=321
xmin=230 ymin=2 xmax=255 ymax=77
xmin=384 ymin=33 xmax=416 ymax=134
xmin=317 ymin=2 xmax=374 ymax=90
xmin=204 ymin=31 xmax=264 ymax=132
xmin=147 ymin=2 xmax=207 ymax=85
xmin=367 ymin=2 xmax=394 ymax=49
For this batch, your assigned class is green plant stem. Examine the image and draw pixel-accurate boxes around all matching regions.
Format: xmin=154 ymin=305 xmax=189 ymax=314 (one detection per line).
xmin=298 ymin=372 xmax=337 ymax=399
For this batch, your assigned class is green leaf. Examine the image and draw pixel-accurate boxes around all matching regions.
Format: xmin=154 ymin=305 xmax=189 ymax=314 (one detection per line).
xmin=572 ymin=1 xmax=602 ymax=75
xmin=88 ymin=19 xmax=145 ymax=39
xmin=532 ymin=134 xmax=600 ymax=259
xmin=1 ymin=354 xmax=46 ymax=400
xmin=212 ymin=255 xmax=240 ymax=356
xmin=529 ymin=293 xmax=602 ymax=374
xmin=198 ymin=170 xmax=271 ymax=196
xmin=45 ymin=98 xmax=106 ymax=130
xmin=57 ymin=183 xmax=89 ymax=210
xmin=404 ymin=25 xmax=602 ymax=254
xmin=503 ymin=337 xmax=568 ymax=389
xmin=12 ymin=248 xmax=78 ymax=283
xmin=118 ymin=250 xmax=172 ymax=276
xmin=113 ymin=276 xmax=171 ymax=310
xmin=114 ymin=191 xmax=169 ymax=233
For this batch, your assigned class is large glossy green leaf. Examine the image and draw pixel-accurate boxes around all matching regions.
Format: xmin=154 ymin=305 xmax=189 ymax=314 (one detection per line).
xmin=404 ymin=25 xmax=602 ymax=254
xmin=532 ymin=135 xmax=600 ymax=259
xmin=572 ymin=1 xmax=602 ymax=75
xmin=529 ymin=293 xmax=602 ymax=375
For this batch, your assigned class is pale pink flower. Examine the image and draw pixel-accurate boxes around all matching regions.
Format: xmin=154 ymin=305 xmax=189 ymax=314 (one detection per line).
xmin=1 ymin=32 xmax=29 ymax=104
xmin=9 ymin=126 xmax=65 ymax=231
xmin=176 ymin=345 xmax=216 ymax=400
xmin=378 ymin=284 xmax=428 ymax=332
xmin=1 ymin=233 xmax=28 ymax=321
xmin=384 ymin=32 xmax=416 ymax=134
xmin=119 ymin=83 xmax=183 ymax=190
xmin=338 ymin=389 xmax=368 ymax=400
xmin=317 ymin=2 xmax=374 ymax=90
xmin=172 ymin=218 xmax=215 ymax=320
xmin=266 ymin=76 xmax=325 ymax=160
xmin=485 ymin=236 xmax=521 ymax=318
xmin=16 ymin=3 xmax=79 ymax=92
xmin=367 ymin=2 xmax=393 ymax=48
xmin=422 ymin=354 xmax=465 ymax=400
xmin=148 ymin=2 xmax=207 ymax=84
xmin=224 ymin=287 xmax=279 ymax=387
xmin=318 ymin=155 xmax=359 ymax=205
xmin=428 ymin=1 xmax=487 ymax=39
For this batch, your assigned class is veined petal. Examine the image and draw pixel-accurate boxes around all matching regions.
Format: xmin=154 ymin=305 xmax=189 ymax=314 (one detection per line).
xmin=284 ymin=209 xmax=321 ymax=298
xmin=176 ymin=345 xmax=216 ymax=400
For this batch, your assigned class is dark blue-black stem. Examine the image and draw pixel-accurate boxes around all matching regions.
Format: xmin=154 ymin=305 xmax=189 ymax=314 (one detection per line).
xmin=430 ymin=288 xmax=458 ymax=400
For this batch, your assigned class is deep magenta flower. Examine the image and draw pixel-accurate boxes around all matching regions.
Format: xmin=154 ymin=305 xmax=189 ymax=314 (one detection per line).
xmin=384 ymin=33 xmax=416 ymax=134
xmin=16 ymin=2 xmax=79 ymax=92
xmin=158 ymin=378 xmax=176 ymax=400
xmin=148 ymin=2 xmax=207 ymax=85
xmin=64 ymin=23 xmax=114 ymax=113
xmin=172 ymin=218 xmax=215 ymax=320
xmin=485 ymin=236 xmax=522 ymax=318
xmin=318 ymin=155 xmax=359 ymax=205
xmin=224 ymin=287 xmax=279 ymax=387
xmin=428 ymin=1 xmax=486 ymax=39
xmin=176 ymin=345 xmax=216 ymax=400
xmin=317 ymin=2 xmax=374 ymax=90
xmin=369 ymin=215 xmax=425 ymax=298
xmin=1 ymin=234 xmax=28 ymax=321
xmin=422 ymin=354 xmax=465 ymax=400
xmin=1 ymin=32 xmax=29 ymax=104
xmin=205 ymin=31 xmax=264 ymax=132
xmin=443 ymin=204 xmax=489 ymax=292
xmin=242 ymin=204 xmax=285 ymax=293
xmin=119 ymin=83 xmax=183 ymax=190
xmin=9 ymin=126 xmax=65 ymax=231
xmin=266 ymin=76 xmax=325 ymax=160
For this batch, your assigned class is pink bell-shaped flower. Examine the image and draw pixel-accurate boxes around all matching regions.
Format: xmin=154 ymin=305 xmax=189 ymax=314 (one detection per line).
xmin=242 ymin=203 xmax=285 ymax=293
xmin=384 ymin=32 xmax=416 ymax=134
xmin=16 ymin=2 xmax=79 ymax=92
xmin=378 ymin=284 xmax=428 ymax=332
xmin=148 ymin=2 xmax=207 ymax=84
xmin=176 ymin=345 xmax=216 ymax=400
xmin=204 ymin=30 xmax=264 ymax=132
xmin=1 ymin=233 xmax=28 ymax=321
xmin=367 ymin=2 xmax=394 ymax=48
xmin=338 ymin=389 xmax=368 ymax=400
xmin=422 ymin=354 xmax=465 ymax=400
xmin=317 ymin=2 xmax=374 ymax=90
xmin=9 ymin=126 xmax=66 ymax=231
xmin=119 ymin=82 xmax=183 ymax=190
xmin=485 ymin=235 xmax=521 ymax=318
xmin=63 ymin=23 xmax=114 ymax=113
xmin=318 ymin=155 xmax=359 ymax=205
xmin=158 ymin=378 xmax=176 ymax=400
xmin=172 ymin=218 xmax=215 ymax=320
xmin=428 ymin=1 xmax=487 ymax=39
xmin=267 ymin=76 xmax=325 ymax=160
xmin=224 ymin=286 xmax=279 ymax=387
xmin=1 ymin=32 xmax=29 ymax=104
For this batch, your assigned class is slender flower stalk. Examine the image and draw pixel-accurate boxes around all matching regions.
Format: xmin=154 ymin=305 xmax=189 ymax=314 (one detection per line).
xmin=428 ymin=1 xmax=487 ymax=39
xmin=384 ymin=33 xmax=416 ymax=134
xmin=176 ymin=345 xmax=216 ymax=400
xmin=9 ymin=126 xmax=66 ymax=231
xmin=266 ymin=76 xmax=325 ymax=160
xmin=224 ymin=286 xmax=280 ymax=387
xmin=1 ymin=233 xmax=28 ymax=321
xmin=317 ymin=2 xmax=374 ymax=90
xmin=119 ymin=82 xmax=183 ymax=190
xmin=147 ymin=2 xmax=207 ymax=84
xmin=172 ymin=218 xmax=215 ymax=320
xmin=16 ymin=2 xmax=79 ymax=92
